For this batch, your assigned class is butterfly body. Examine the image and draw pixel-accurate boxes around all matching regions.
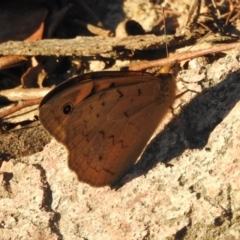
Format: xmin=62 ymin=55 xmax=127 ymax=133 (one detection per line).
xmin=39 ymin=71 xmax=176 ymax=187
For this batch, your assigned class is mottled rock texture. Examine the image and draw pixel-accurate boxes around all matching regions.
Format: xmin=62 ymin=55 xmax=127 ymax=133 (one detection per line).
xmin=1 ymin=48 xmax=240 ymax=240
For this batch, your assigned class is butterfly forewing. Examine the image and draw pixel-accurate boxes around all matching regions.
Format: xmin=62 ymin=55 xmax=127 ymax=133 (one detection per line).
xmin=39 ymin=71 xmax=176 ymax=187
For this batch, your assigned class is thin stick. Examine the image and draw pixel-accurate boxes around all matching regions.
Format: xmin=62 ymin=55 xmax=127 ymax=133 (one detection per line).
xmin=129 ymin=41 xmax=240 ymax=71
xmin=0 ymin=98 xmax=42 ymax=119
xmin=75 ymin=0 xmax=103 ymax=27
xmin=0 ymin=87 xmax=52 ymax=102
xmin=162 ymin=7 xmax=168 ymax=58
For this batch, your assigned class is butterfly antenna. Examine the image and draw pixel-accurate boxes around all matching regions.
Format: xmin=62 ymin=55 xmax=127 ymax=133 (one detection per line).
xmin=162 ymin=6 xmax=169 ymax=58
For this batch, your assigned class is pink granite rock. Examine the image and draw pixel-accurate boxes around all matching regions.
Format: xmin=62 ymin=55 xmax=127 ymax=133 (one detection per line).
xmin=1 ymin=48 xmax=240 ymax=239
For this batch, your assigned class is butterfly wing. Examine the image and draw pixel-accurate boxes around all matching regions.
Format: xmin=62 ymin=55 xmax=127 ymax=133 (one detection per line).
xmin=39 ymin=72 xmax=175 ymax=187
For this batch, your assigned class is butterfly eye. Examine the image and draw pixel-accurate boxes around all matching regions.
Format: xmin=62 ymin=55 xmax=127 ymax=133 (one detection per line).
xmin=62 ymin=103 xmax=73 ymax=115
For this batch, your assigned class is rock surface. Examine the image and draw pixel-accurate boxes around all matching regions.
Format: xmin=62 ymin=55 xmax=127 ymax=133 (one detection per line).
xmin=1 ymin=48 xmax=240 ymax=239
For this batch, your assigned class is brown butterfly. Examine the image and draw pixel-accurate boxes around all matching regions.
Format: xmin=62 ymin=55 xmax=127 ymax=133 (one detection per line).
xmin=39 ymin=71 xmax=176 ymax=187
